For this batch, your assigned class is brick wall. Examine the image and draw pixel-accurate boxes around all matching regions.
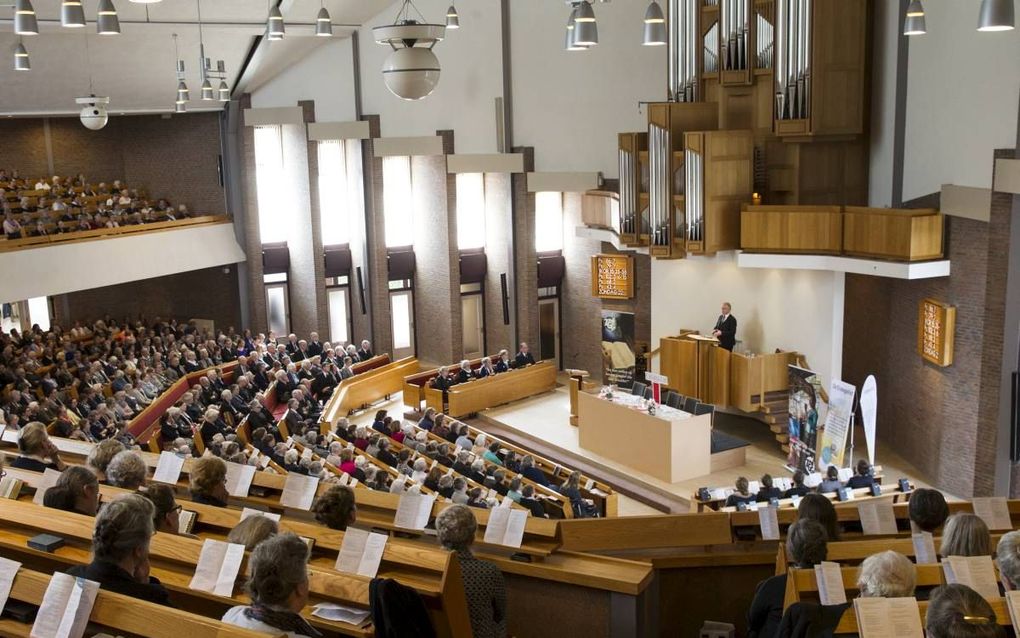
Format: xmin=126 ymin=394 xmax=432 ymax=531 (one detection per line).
xmin=0 ymin=113 xmax=224 ymax=215
xmin=842 ymin=168 xmax=1012 ymax=497
xmin=52 ymin=265 xmax=242 ymax=331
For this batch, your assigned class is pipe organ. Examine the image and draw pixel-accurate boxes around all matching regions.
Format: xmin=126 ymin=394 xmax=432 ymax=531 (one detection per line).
xmin=615 ymin=0 xmax=867 ymax=260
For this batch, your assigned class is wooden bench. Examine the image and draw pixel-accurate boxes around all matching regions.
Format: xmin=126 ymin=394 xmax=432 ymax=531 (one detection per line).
xmin=401 ymin=354 xmax=497 ymax=412
xmin=318 ymin=356 xmax=418 ymax=423
xmin=424 ymin=360 xmax=558 ymax=418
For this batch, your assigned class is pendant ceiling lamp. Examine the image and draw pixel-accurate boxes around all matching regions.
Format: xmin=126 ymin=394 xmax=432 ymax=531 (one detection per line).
xmin=564 ymin=7 xmax=586 ymax=51
xmin=218 ymin=80 xmax=230 ymax=101
xmin=977 ymin=0 xmax=1014 ymax=31
xmin=173 ymin=35 xmax=188 ymax=110
xmin=316 ymin=5 xmax=333 ymax=36
xmin=642 ymin=1 xmax=666 ymax=46
xmin=446 ymin=4 xmax=459 ymax=29
xmin=374 ymin=0 xmax=445 ymax=100
xmin=903 ymin=0 xmax=926 ymax=35
xmin=97 ymin=0 xmax=121 ymax=35
xmin=61 ymin=0 xmax=86 ymax=28
xmin=14 ymin=0 xmax=39 ymax=36
xmin=267 ymin=3 xmax=285 ymax=40
xmin=14 ymin=41 xmax=30 ymax=71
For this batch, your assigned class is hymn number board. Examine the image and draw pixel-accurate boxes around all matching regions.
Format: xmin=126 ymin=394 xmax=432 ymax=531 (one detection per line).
xmin=917 ymin=298 xmax=955 ymax=367
xmin=591 ymin=254 xmax=634 ymax=300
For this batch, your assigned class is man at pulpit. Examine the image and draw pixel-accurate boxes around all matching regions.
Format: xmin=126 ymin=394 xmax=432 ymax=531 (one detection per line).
xmin=712 ymin=302 xmax=737 ymax=351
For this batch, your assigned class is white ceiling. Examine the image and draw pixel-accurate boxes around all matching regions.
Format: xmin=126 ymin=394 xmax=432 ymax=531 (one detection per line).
xmin=0 ymin=0 xmax=391 ymax=115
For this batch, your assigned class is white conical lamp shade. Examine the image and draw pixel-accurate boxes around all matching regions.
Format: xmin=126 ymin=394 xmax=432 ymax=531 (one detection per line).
xmin=446 ymin=5 xmax=459 ymax=29
xmin=978 ymin=0 xmax=1014 ymax=31
xmin=175 ymin=102 xmax=186 ymax=113
xmin=268 ymin=5 xmax=285 ymax=39
xmin=565 ymin=8 xmax=586 ymax=51
xmin=14 ymin=43 xmax=30 ymax=71
xmin=905 ymin=0 xmax=925 ymax=17
xmin=15 ymin=0 xmax=39 ymax=35
xmin=200 ymin=79 xmax=214 ymax=100
xmin=61 ymin=0 xmax=86 ymax=27
xmin=574 ymin=17 xmax=598 ymax=46
xmin=315 ymin=7 xmax=332 ymax=36
xmin=218 ymin=80 xmax=230 ymax=101
xmin=644 ymin=1 xmax=665 ymax=23
xmin=903 ymin=13 xmax=926 ymax=35
xmin=97 ymin=0 xmax=120 ymax=35
xmin=574 ymin=1 xmax=595 ymax=22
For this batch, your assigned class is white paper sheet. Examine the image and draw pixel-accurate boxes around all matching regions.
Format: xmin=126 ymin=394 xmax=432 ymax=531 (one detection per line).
xmin=240 ymin=507 xmax=281 ymax=523
xmin=1006 ymin=590 xmax=1020 ymax=635
xmin=854 ymin=597 xmax=924 ymax=638
xmin=224 ymin=462 xmax=257 ymax=498
xmin=943 ymin=555 xmax=1000 ymax=600
xmin=311 ymin=602 xmax=371 ymax=625
xmin=178 ymin=510 xmax=197 ymax=534
xmin=804 ymin=473 xmax=823 ymax=488
xmin=335 ymin=528 xmax=388 ymax=578
xmin=971 ymin=497 xmax=1012 ymax=531
xmin=858 ymin=501 xmax=898 ymax=535
xmin=153 ymin=451 xmax=185 ymax=485
xmin=837 ymin=467 xmax=853 ymax=482
xmin=32 ymin=468 xmax=62 ymax=506
xmin=483 ymin=508 xmax=528 ymax=548
xmin=31 ymin=573 xmax=100 ymax=638
xmin=190 ymin=539 xmax=245 ymax=597
xmin=394 ymin=493 xmax=436 ymax=530
xmin=280 ymin=473 xmax=319 ymax=511
xmin=814 ymin=561 xmax=847 ymax=605
xmin=758 ymin=505 xmax=780 ymax=541
xmin=911 ymin=532 xmax=937 ymax=564
xmin=0 ymin=557 xmax=22 ymax=615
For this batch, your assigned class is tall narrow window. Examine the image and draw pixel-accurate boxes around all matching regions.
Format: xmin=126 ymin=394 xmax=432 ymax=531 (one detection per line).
xmin=382 ymin=155 xmax=414 ymax=248
xmin=535 ymin=191 xmax=564 ymax=252
xmin=26 ymin=297 xmax=50 ymax=332
xmin=318 ymin=140 xmax=350 ymax=245
xmin=264 ymin=272 xmax=290 ymax=335
xmin=327 ymin=287 xmax=350 ymax=345
xmin=254 ymin=125 xmax=289 ymax=243
xmin=456 ymin=172 xmax=486 ymax=250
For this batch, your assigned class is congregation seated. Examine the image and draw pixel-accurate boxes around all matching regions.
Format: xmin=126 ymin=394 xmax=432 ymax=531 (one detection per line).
xmin=221 ymin=533 xmax=319 ymax=637
xmin=189 ymin=455 xmax=229 ymax=507
xmin=105 ymin=450 xmax=148 ymax=490
xmin=784 ymin=470 xmax=810 ymax=498
xmin=857 ymin=550 xmax=916 ymax=598
xmin=67 ymin=493 xmax=173 ymax=606
xmin=141 ymin=483 xmax=185 ymax=535
xmin=42 ymin=465 xmax=100 ymax=516
xmin=997 ymin=531 xmax=1020 ymax=592
xmin=909 ymin=487 xmax=951 ymax=533
xmin=436 ymin=505 xmax=507 ymax=638
xmin=816 ymin=465 xmax=842 ymax=494
xmin=514 ymin=342 xmax=536 ymax=368
xmin=227 ymin=515 xmax=279 ymax=551
xmin=724 ymin=476 xmax=756 ymax=508
xmin=755 ymin=473 xmax=782 ymax=502
xmin=311 ymin=485 xmax=357 ymax=531
xmin=925 ymin=584 xmax=1005 ymax=638
xmin=940 ymin=513 xmax=991 ymax=557
xmin=87 ymin=438 xmax=126 ymax=483
xmin=11 ymin=421 xmax=66 ymax=472
xmin=846 ymin=459 xmax=876 ymax=489
xmin=797 ymin=493 xmax=840 ymax=541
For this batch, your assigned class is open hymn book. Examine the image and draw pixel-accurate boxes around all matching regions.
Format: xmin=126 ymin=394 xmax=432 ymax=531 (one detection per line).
xmin=853 ymin=597 xmax=923 ymax=637
xmin=1006 ymin=591 xmax=1020 ymax=634
xmin=394 ymin=493 xmax=437 ymax=531
xmin=32 ymin=468 xmax=62 ymax=506
xmin=280 ymin=473 xmax=320 ymax=511
xmin=152 ymin=451 xmax=185 ymax=485
xmin=30 ymin=572 xmax=100 ymax=638
xmin=224 ymin=461 xmax=257 ymax=498
xmin=189 ymin=539 xmax=245 ymax=597
xmin=942 ymin=555 xmax=1001 ymax=600
xmin=813 ymin=561 xmax=847 ymax=605
xmin=482 ymin=508 xmax=528 ymax=548
xmin=335 ymin=528 xmax=388 ymax=578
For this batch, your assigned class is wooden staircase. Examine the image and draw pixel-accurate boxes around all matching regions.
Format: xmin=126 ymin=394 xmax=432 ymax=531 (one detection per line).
xmin=759 ymin=391 xmax=791 ymax=455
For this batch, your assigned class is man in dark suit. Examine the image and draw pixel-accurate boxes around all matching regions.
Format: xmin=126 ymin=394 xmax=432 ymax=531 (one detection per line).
xmin=712 ymin=302 xmax=737 ymax=352
xmin=356 ymin=340 xmax=374 ymax=362
xmin=307 ymin=332 xmax=323 ymax=358
xmin=514 ymin=342 xmax=536 ymax=368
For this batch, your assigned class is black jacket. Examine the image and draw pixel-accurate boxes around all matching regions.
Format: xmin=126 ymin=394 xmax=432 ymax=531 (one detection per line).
xmin=747 ymin=574 xmax=786 ymax=638
xmin=67 ymin=560 xmax=173 ymax=607
xmin=514 ymin=352 xmax=536 ymax=368
xmin=713 ymin=314 xmax=737 ymax=351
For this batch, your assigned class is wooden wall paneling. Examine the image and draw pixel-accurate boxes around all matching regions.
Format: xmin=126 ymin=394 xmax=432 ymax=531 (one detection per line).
xmin=842 ymin=207 xmax=944 ymax=261
xmin=740 ymin=204 xmax=842 ymax=253
xmin=809 ymin=0 xmax=867 ymax=136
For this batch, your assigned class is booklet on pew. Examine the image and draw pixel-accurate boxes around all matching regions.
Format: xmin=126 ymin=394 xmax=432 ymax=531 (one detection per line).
xmin=1006 ymin=591 xmax=1020 ymax=635
xmin=971 ymin=497 xmax=1012 ymax=531
xmin=942 ymin=555 xmax=1001 ymax=600
xmin=280 ymin=473 xmax=320 ymax=511
xmin=311 ymin=602 xmax=371 ymax=626
xmin=0 ymin=476 xmax=24 ymax=500
xmin=335 ymin=527 xmax=388 ymax=578
xmin=32 ymin=468 xmax=62 ymax=506
xmin=224 ymin=461 xmax=257 ymax=498
xmin=178 ymin=510 xmax=197 ymax=535
xmin=483 ymin=508 xmax=528 ymax=549
xmin=394 ymin=492 xmax=437 ymax=531
xmin=857 ymin=501 xmax=898 ymax=535
xmin=758 ymin=505 xmax=780 ymax=541
xmin=911 ymin=532 xmax=937 ymax=564
xmin=813 ymin=561 xmax=847 ymax=605
xmin=240 ymin=507 xmax=282 ymax=523
xmin=30 ymin=572 xmax=100 ymax=638
xmin=853 ymin=597 xmax=924 ymax=638
xmin=189 ymin=539 xmax=246 ymax=597
xmin=153 ymin=451 xmax=185 ymax=485
xmin=837 ymin=467 xmax=854 ymax=482
xmin=0 ymin=557 xmax=21 ymax=615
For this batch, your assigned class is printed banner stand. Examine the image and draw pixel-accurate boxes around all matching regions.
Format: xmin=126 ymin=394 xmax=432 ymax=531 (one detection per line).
xmin=817 ymin=380 xmax=856 ymax=471
xmin=645 ymin=372 xmax=668 ymax=403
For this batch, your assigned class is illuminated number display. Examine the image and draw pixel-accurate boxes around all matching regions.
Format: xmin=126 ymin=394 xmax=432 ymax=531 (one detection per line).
xmin=917 ymin=298 xmax=955 ymax=367
xmin=591 ymin=254 xmax=634 ymax=300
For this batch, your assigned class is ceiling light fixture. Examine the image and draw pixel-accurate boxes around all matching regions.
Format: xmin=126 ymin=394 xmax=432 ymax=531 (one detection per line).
xmin=903 ymin=0 xmax=926 ymax=35
xmin=97 ymin=0 xmax=121 ymax=35
xmin=978 ymin=0 xmax=1014 ymax=31
xmin=173 ymin=34 xmax=188 ymax=109
xmin=14 ymin=0 xmax=39 ymax=36
xmin=218 ymin=80 xmax=229 ymax=101
xmin=316 ymin=4 xmax=333 ymax=36
xmin=446 ymin=4 xmax=459 ymax=29
xmin=565 ymin=7 xmax=586 ymax=51
xmin=267 ymin=3 xmax=285 ymax=40
xmin=642 ymin=0 xmax=666 ymax=45
xmin=14 ymin=40 xmax=30 ymax=71
xmin=374 ymin=0 xmax=445 ymax=100
xmin=61 ymin=0 xmax=86 ymax=28
xmin=573 ymin=1 xmax=598 ymax=46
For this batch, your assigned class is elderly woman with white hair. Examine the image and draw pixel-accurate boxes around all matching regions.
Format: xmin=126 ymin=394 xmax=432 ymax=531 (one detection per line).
xmin=106 ymin=450 xmax=148 ymax=490
xmin=410 ymin=458 xmax=429 ymax=485
xmin=436 ymin=505 xmax=507 ymax=637
xmin=857 ymin=550 xmax=916 ymax=598
xmin=222 ymin=533 xmax=318 ymax=637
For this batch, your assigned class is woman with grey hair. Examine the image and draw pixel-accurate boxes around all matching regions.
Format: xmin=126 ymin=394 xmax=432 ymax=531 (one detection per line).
xmin=106 ymin=450 xmax=148 ymax=490
xmin=857 ymin=550 xmax=916 ymax=598
xmin=996 ymin=531 xmax=1020 ymax=591
xmin=436 ymin=505 xmax=506 ymax=637
xmin=940 ymin=513 xmax=991 ymax=558
xmin=67 ymin=494 xmax=172 ymax=606
xmin=222 ymin=533 xmax=318 ymax=637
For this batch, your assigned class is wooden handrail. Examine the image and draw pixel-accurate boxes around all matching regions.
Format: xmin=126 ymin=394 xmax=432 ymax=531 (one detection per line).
xmin=0 ymin=214 xmax=230 ymax=252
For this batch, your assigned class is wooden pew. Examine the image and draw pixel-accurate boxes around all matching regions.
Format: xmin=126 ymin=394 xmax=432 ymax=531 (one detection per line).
xmin=318 ymin=356 xmax=418 ymax=423
xmin=401 ymin=354 xmax=498 ymax=411
xmin=694 ymin=468 xmax=888 ymax=512
xmin=0 ymin=566 xmax=282 ymax=638
xmin=424 ymin=360 xmax=558 ymax=418
xmin=0 ymin=215 xmax=231 ymax=253
xmin=719 ymin=481 xmax=909 ymax=513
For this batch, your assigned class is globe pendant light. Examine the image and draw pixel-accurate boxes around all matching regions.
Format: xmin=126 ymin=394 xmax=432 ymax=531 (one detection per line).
xmin=573 ymin=2 xmax=598 ymax=47
xmin=643 ymin=1 xmax=666 ymax=46
xmin=374 ymin=0 xmax=446 ymax=100
xmin=61 ymin=0 xmax=86 ymax=28
xmin=446 ymin=4 xmax=459 ymax=29
xmin=97 ymin=0 xmax=121 ymax=35
xmin=268 ymin=4 xmax=285 ymax=40
xmin=14 ymin=41 xmax=30 ymax=71
xmin=316 ymin=6 xmax=333 ymax=36
xmin=903 ymin=0 xmax=926 ymax=35
xmin=977 ymin=0 xmax=1014 ymax=31
xmin=14 ymin=0 xmax=39 ymax=36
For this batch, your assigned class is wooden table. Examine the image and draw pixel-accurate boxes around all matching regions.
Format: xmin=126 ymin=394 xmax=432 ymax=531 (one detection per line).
xmin=577 ymin=392 xmax=712 ymax=483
